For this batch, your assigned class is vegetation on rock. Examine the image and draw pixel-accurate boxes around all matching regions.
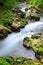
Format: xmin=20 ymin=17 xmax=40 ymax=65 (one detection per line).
xmin=0 ymin=56 xmax=42 ymax=65
xmin=23 ymin=33 xmax=43 ymax=63
xmin=26 ymin=0 xmax=43 ymax=13
xmin=23 ymin=37 xmax=32 ymax=48
xmin=0 ymin=6 xmax=27 ymax=39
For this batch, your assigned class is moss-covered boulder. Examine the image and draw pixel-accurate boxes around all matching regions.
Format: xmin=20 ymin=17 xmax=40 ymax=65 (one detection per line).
xmin=23 ymin=33 xmax=43 ymax=63
xmin=31 ymin=33 xmax=43 ymax=63
xmin=9 ymin=13 xmax=27 ymax=31
xmin=0 ymin=56 xmax=42 ymax=65
xmin=32 ymin=40 xmax=43 ymax=63
xmin=0 ymin=25 xmax=12 ymax=39
xmin=0 ymin=8 xmax=27 ymax=39
xmin=23 ymin=37 xmax=32 ymax=48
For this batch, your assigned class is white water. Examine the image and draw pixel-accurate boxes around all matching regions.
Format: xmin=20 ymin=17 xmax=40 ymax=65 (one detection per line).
xmin=0 ymin=3 xmax=43 ymax=60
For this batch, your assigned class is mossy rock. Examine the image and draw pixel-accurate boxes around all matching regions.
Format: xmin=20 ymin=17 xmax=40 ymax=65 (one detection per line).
xmin=0 ymin=25 xmax=12 ymax=39
xmin=34 ymin=41 xmax=43 ymax=63
xmin=31 ymin=34 xmax=40 ymax=39
xmin=0 ymin=8 xmax=27 ymax=39
xmin=18 ymin=12 xmax=25 ymax=19
xmin=36 ymin=54 xmax=43 ymax=63
xmin=31 ymin=34 xmax=43 ymax=63
xmin=14 ymin=57 xmax=42 ymax=65
xmin=26 ymin=14 xmax=40 ymax=21
xmin=23 ymin=37 xmax=32 ymax=48
xmin=12 ymin=6 xmax=21 ymax=13
xmin=10 ymin=13 xmax=27 ymax=30
xmin=23 ymin=33 xmax=43 ymax=63
xmin=0 ymin=56 xmax=42 ymax=65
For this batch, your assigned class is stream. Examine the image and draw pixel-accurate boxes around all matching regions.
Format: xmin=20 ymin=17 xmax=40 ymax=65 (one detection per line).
xmin=0 ymin=3 xmax=43 ymax=60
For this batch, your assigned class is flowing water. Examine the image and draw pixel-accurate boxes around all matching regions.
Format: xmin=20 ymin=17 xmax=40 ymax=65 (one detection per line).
xmin=0 ymin=3 xmax=43 ymax=60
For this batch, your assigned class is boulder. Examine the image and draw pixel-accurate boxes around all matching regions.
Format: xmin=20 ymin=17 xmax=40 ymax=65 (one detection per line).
xmin=25 ymin=12 xmax=40 ymax=21
xmin=23 ymin=37 xmax=32 ymax=48
xmin=10 ymin=13 xmax=27 ymax=31
xmin=0 ymin=25 xmax=12 ymax=39
xmin=31 ymin=33 xmax=43 ymax=63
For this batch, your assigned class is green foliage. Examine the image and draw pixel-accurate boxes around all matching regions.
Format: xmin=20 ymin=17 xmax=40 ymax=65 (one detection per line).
xmin=0 ymin=9 xmax=12 ymax=26
xmin=0 ymin=0 xmax=6 ymax=3
xmin=26 ymin=0 xmax=43 ymax=10
xmin=0 ymin=56 xmax=15 ymax=65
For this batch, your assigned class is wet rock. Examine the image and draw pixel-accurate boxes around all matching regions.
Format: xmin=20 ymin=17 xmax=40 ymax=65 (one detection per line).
xmin=0 ymin=9 xmax=27 ymax=39
xmin=31 ymin=34 xmax=40 ymax=39
xmin=23 ymin=37 xmax=32 ymax=48
xmin=31 ymin=33 xmax=43 ymax=63
xmin=26 ymin=13 xmax=40 ymax=21
xmin=34 ymin=41 xmax=43 ymax=63
xmin=35 ymin=54 xmax=43 ymax=63
xmin=0 ymin=25 xmax=12 ymax=39
xmin=15 ymin=57 xmax=42 ymax=65
xmin=23 ymin=33 xmax=43 ymax=63
xmin=0 ymin=56 xmax=42 ymax=65
xmin=18 ymin=12 xmax=25 ymax=19
xmin=10 ymin=13 xmax=27 ymax=31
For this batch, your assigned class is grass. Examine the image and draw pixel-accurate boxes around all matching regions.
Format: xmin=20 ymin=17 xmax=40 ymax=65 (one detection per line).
xmin=26 ymin=0 xmax=43 ymax=11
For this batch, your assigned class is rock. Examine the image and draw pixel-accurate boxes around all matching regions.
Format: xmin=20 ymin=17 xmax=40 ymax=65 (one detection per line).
xmin=26 ymin=13 xmax=40 ymax=21
xmin=31 ymin=34 xmax=40 ymax=39
xmin=12 ymin=6 xmax=21 ymax=13
xmin=23 ymin=33 xmax=43 ymax=63
xmin=10 ymin=13 xmax=27 ymax=31
xmin=23 ymin=37 xmax=32 ymax=48
xmin=36 ymin=54 xmax=43 ymax=63
xmin=0 ymin=56 xmax=42 ymax=65
xmin=0 ymin=25 xmax=12 ymax=39
xmin=31 ymin=33 xmax=43 ymax=63
xmin=18 ymin=12 xmax=25 ymax=19
xmin=34 ymin=41 xmax=43 ymax=63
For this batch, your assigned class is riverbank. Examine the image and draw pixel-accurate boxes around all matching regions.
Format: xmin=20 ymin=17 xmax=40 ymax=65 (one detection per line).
xmin=0 ymin=56 xmax=43 ymax=65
